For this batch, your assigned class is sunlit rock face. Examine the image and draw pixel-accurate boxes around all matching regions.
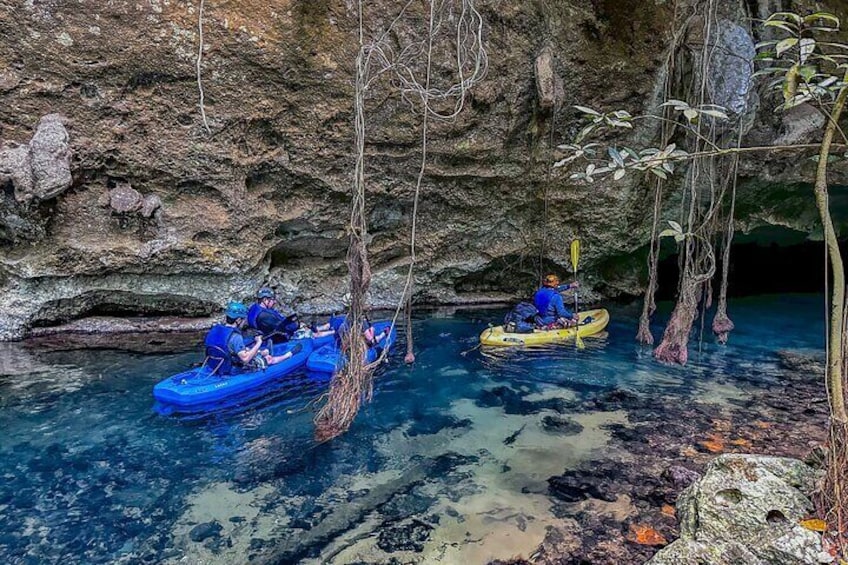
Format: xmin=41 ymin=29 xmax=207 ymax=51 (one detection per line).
xmin=0 ymin=0 xmax=842 ymax=338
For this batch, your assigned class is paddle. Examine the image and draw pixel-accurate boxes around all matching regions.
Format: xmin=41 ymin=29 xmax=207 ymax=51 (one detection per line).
xmin=570 ymin=239 xmax=585 ymax=350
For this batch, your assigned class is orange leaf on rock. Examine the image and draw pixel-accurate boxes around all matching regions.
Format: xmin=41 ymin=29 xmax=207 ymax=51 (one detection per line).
xmin=730 ymin=438 xmax=752 ymax=449
xmin=799 ymin=518 xmax=827 ymax=532
xmin=753 ymin=420 xmax=771 ymax=429
xmin=701 ymin=439 xmax=724 ymax=453
xmin=661 ymin=504 xmax=676 ymax=518
xmin=627 ymin=524 xmax=668 ymax=546
xmin=681 ymin=446 xmax=699 ymax=457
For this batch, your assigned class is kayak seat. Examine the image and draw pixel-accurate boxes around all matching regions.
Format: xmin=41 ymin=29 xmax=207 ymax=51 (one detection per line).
xmin=204 ymin=344 xmax=232 ymax=376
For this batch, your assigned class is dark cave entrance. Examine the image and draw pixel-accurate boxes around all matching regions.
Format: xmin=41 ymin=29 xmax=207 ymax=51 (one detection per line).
xmin=655 ymin=228 xmax=846 ymax=300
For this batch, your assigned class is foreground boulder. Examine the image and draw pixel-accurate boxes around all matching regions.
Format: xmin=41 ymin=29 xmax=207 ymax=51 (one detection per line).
xmin=648 ymin=454 xmax=825 ymax=565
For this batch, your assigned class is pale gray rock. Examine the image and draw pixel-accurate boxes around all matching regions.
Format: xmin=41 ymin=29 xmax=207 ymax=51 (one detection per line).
xmin=534 ymin=46 xmax=560 ymax=110
xmin=0 ymin=114 xmax=71 ymax=203
xmin=649 ymin=454 xmax=824 ymax=565
xmin=109 ymin=182 xmax=143 ymax=214
xmin=0 ymin=144 xmax=34 ymax=196
xmin=140 ymin=194 xmax=162 ymax=219
xmin=708 ymin=21 xmax=756 ymax=115
xmin=28 ymin=114 xmax=72 ymax=201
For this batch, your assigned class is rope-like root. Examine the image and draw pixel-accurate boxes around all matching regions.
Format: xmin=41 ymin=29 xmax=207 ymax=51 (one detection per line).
xmin=816 ymin=419 xmax=848 ymax=558
xmin=314 ymin=327 xmax=372 ymax=442
xmin=196 ymin=0 xmax=211 ymax=135
xmin=404 ymin=292 xmax=415 ymax=364
xmin=314 ymin=234 xmax=372 ymax=442
xmin=314 ymin=0 xmax=487 ymax=440
xmin=654 ymin=280 xmax=702 ymax=365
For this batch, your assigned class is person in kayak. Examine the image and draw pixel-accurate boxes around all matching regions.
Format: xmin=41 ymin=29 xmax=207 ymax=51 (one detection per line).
xmin=247 ymin=287 xmax=334 ymax=342
xmin=205 ymin=301 xmax=302 ymax=375
xmin=533 ymin=274 xmax=580 ymax=329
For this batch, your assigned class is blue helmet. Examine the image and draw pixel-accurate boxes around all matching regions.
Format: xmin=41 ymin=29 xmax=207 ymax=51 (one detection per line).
xmin=256 ymin=287 xmax=275 ymax=300
xmin=225 ymin=301 xmax=248 ymax=319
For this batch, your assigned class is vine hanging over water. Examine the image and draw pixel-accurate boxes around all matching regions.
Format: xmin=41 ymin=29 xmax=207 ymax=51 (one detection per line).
xmin=314 ymin=0 xmax=488 ymax=442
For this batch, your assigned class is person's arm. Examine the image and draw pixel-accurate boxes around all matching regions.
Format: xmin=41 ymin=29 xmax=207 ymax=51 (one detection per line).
xmin=553 ymin=295 xmax=574 ymax=319
xmin=235 ymin=334 xmax=262 ymax=363
xmin=556 ymin=281 xmax=579 ymax=293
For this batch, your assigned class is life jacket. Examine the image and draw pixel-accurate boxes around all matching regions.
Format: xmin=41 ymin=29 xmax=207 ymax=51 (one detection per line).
xmin=248 ymin=303 xmax=302 ymax=338
xmin=203 ymin=324 xmax=241 ymax=375
xmin=504 ymin=302 xmax=539 ymax=334
xmin=533 ymin=287 xmax=557 ymax=317
xmin=247 ymin=303 xmax=268 ymax=331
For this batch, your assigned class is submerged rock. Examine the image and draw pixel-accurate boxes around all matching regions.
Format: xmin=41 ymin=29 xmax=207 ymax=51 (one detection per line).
xmin=189 ymin=521 xmax=223 ymax=543
xmin=376 ymin=519 xmax=434 ymax=553
xmin=541 ymin=415 xmax=584 ymax=436
xmin=649 ymin=454 xmax=822 ymax=565
xmin=776 ymin=350 xmax=826 ymax=380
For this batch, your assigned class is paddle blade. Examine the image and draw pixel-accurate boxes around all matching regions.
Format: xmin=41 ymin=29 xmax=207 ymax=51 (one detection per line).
xmin=576 ymin=333 xmax=585 ymax=350
xmin=570 ymin=240 xmax=580 ymax=272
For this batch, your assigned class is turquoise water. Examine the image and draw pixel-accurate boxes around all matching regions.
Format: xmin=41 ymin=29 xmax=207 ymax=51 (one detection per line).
xmin=0 ymin=295 xmax=825 ymax=563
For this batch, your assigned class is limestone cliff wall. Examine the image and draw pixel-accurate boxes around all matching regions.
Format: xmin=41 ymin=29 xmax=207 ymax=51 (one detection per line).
xmin=0 ymin=0 xmax=839 ymax=339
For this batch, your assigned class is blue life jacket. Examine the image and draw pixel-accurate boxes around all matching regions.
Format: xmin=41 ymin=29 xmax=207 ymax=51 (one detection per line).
xmin=533 ymin=287 xmax=556 ymax=316
xmin=204 ymin=324 xmax=241 ymax=375
xmin=248 ymin=303 xmax=299 ymax=336
xmin=247 ymin=303 xmax=267 ymax=330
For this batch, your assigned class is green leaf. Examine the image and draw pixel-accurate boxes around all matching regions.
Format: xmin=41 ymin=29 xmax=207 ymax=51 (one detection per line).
xmin=575 ymin=123 xmax=596 ymax=144
xmin=668 ymin=220 xmax=683 ymax=232
xmin=764 ymin=20 xmax=798 ymax=34
xmin=674 ymin=233 xmax=685 ymax=243
xmin=661 ymin=99 xmax=690 ymax=110
xmin=613 ymin=168 xmax=626 ymax=181
xmin=573 ymin=105 xmax=601 ymax=116
xmin=755 ymin=40 xmax=779 ymax=49
xmin=658 ymin=229 xmax=678 ymax=238
xmin=797 ymin=65 xmax=817 ymax=81
xmin=608 ymin=147 xmax=625 ymax=167
xmin=651 ymin=168 xmax=668 ymax=180
xmin=699 ymin=108 xmax=729 ymax=120
xmin=799 ymin=38 xmax=815 ymax=63
xmin=683 ymin=108 xmax=699 ymax=122
xmin=803 ymin=12 xmax=840 ymax=27
xmin=766 ymin=12 xmax=803 ymax=24
xmin=776 ymin=37 xmax=799 ymax=56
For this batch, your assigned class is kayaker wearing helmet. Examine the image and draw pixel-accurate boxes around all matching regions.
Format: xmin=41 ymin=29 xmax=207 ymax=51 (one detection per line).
xmin=247 ymin=287 xmax=335 ymax=343
xmin=533 ymin=274 xmax=580 ymax=329
xmin=204 ymin=301 xmax=302 ymax=375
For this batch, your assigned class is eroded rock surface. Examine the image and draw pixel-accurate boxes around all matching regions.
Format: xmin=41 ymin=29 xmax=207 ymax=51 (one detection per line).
xmin=649 ymin=455 xmax=823 ymax=565
xmin=0 ymin=0 xmax=841 ymax=339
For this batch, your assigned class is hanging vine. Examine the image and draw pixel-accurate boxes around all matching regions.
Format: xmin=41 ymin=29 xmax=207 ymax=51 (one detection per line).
xmin=314 ymin=0 xmax=487 ymax=442
xmin=195 ymin=0 xmax=211 ymax=135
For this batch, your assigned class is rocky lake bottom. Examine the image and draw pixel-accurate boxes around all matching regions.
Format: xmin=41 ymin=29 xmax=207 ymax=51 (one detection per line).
xmin=0 ymin=295 xmax=829 ymax=564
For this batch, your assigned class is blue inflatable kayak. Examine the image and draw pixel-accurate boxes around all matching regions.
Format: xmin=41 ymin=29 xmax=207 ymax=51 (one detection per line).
xmin=306 ymin=321 xmax=396 ymax=373
xmin=153 ymin=339 xmax=313 ymax=408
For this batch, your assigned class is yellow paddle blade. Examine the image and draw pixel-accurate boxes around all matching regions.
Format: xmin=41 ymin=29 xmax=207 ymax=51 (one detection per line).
xmin=570 ymin=240 xmax=580 ymax=272
xmin=576 ymin=333 xmax=585 ymax=350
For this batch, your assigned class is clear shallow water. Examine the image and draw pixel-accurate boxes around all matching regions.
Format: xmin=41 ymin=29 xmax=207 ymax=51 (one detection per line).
xmin=0 ymin=295 xmax=826 ymax=564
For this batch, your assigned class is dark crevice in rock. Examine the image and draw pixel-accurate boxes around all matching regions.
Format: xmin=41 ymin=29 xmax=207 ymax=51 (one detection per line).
xmin=28 ymin=290 xmax=219 ymax=328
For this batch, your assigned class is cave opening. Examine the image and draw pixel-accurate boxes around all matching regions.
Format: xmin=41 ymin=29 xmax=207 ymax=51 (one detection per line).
xmin=655 ymin=230 xmax=846 ymax=300
xmin=29 ymin=291 xmax=220 ymax=329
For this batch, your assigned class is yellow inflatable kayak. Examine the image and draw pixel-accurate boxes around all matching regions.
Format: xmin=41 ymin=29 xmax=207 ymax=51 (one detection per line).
xmin=479 ymin=308 xmax=610 ymax=347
